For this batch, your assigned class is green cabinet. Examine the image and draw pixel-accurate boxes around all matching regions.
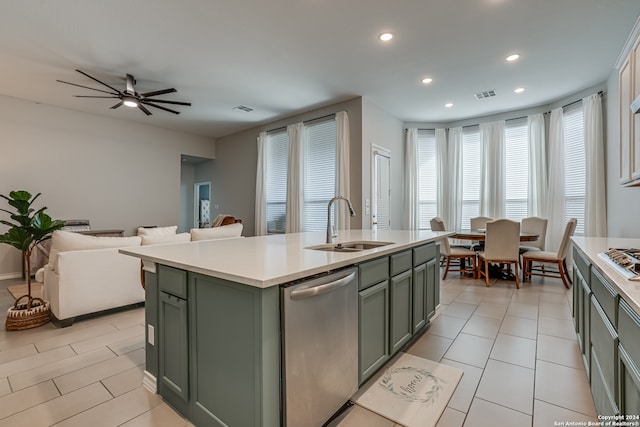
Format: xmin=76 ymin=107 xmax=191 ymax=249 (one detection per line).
xmin=153 ymin=265 xmax=280 ymax=427
xmin=590 ymin=296 xmax=619 ymax=415
xmin=358 ymin=280 xmax=390 ymax=384
xmin=390 ymin=269 xmax=413 ymax=355
xmin=573 ymin=261 xmax=591 ymax=375
xmin=358 ymin=242 xmax=439 ymax=384
xmin=617 ymin=299 xmax=640 ymax=416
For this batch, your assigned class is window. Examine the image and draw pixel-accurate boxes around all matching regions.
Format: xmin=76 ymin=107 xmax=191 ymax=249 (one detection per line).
xmin=417 ymin=130 xmax=437 ymax=229
xmin=264 ymin=118 xmax=338 ymax=234
xmin=504 ymin=120 xmax=529 ymax=221
xmin=461 ymin=127 xmax=480 ymax=230
xmin=265 ymin=131 xmax=288 ymax=234
xmin=564 ymin=105 xmax=585 ymax=235
xmin=303 ymin=119 xmax=337 ymax=231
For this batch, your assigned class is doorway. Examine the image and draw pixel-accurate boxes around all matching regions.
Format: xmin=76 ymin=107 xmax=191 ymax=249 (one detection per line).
xmin=194 ymin=182 xmax=211 ymax=228
xmin=372 ymin=146 xmax=391 ymax=230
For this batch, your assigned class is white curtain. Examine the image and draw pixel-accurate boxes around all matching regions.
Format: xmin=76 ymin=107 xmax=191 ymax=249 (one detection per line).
xmin=447 ymin=127 xmax=463 ymax=231
xmin=479 ymin=121 xmax=505 ymax=218
xmin=403 ymin=128 xmax=420 ymax=230
xmin=527 ymin=114 xmax=547 ymax=217
xmin=335 ymin=111 xmax=351 ymax=230
xmin=583 ymin=93 xmax=607 ymax=237
xmin=254 ymin=131 xmax=267 ymax=236
xmin=435 ymin=128 xmax=448 ymax=224
xmin=285 ymin=122 xmax=304 ymax=233
xmin=546 ymin=108 xmax=565 ymax=251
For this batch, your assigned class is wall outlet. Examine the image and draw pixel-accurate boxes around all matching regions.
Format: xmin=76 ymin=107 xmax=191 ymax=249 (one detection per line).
xmin=147 ymin=324 xmax=155 ymax=346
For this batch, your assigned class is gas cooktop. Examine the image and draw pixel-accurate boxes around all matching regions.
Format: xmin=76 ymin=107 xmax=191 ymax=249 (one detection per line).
xmin=597 ymin=248 xmax=640 ymax=281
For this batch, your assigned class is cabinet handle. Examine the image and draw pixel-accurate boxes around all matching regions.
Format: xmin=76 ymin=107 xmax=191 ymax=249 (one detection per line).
xmin=290 ymin=272 xmax=356 ymax=300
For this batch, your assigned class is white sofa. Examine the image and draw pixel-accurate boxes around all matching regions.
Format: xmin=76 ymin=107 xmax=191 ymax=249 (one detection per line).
xmin=42 ymin=224 xmax=243 ymax=326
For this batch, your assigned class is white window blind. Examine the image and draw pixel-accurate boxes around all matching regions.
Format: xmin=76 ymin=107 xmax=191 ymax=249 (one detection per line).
xmin=265 ymin=131 xmax=288 ymax=234
xmin=461 ymin=127 xmax=481 ymax=230
xmin=564 ymin=105 xmax=585 ymax=235
xmin=504 ymin=119 xmax=529 ymax=221
xmin=303 ymin=119 xmax=337 ymax=231
xmin=417 ymin=129 xmax=437 ymax=229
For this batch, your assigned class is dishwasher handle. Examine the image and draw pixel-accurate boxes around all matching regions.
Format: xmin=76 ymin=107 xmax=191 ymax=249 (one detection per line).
xmin=289 ymin=271 xmax=356 ymax=300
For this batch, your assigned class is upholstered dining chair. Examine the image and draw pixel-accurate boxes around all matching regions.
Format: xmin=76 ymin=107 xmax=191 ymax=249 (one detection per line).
xmin=519 ymin=216 xmax=548 ymax=253
xmin=522 ymin=218 xmax=577 ymax=289
xmin=432 ymin=217 xmax=477 ymax=279
xmin=477 ymin=219 xmax=521 ymax=288
xmin=470 ymin=216 xmax=493 ymax=231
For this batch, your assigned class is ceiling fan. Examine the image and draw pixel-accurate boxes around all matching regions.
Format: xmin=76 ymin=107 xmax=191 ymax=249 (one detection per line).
xmin=57 ymin=69 xmax=191 ymax=115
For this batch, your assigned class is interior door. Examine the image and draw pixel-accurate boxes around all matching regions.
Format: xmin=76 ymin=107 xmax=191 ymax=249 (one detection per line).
xmin=372 ymin=149 xmax=391 ymax=229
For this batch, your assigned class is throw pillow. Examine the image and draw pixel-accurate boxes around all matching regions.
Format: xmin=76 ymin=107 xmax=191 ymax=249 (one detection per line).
xmin=137 ymin=225 xmax=178 ymax=236
xmin=190 ymin=223 xmax=243 ymax=241
xmin=141 ymin=232 xmax=191 ymax=245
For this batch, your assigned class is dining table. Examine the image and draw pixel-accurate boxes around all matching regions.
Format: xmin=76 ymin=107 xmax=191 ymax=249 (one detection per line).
xmin=452 ymin=230 xmax=539 ymax=242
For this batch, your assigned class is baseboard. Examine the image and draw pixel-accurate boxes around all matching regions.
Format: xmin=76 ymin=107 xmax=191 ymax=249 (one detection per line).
xmin=0 ymin=272 xmax=22 ymax=281
xmin=143 ymin=370 xmax=157 ymax=394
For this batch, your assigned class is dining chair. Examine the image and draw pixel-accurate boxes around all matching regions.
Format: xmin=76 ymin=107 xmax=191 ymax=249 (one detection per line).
xmin=519 ymin=216 xmax=548 ymax=253
xmin=433 ymin=218 xmax=477 ymax=279
xmin=522 ymin=218 xmax=577 ymax=289
xmin=477 ymin=219 xmax=521 ymax=288
xmin=470 ymin=216 xmax=493 ymax=231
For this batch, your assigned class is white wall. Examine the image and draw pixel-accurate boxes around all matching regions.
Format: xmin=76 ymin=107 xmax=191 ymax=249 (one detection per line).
xmin=361 ymin=98 xmax=404 ymax=229
xmin=0 ymin=95 xmax=215 ymax=277
xmin=606 ymin=72 xmax=640 ymax=237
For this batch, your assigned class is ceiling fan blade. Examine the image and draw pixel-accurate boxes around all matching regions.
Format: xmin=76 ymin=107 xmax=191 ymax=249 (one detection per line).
xmin=141 ymin=88 xmax=177 ymax=97
xmin=126 ymin=74 xmax=136 ymax=94
xmin=142 ymin=101 xmax=181 ymax=114
xmin=75 ymin=69 xmax=122 ymax=94
xmin=74 ymin=95 xmax=120 ymax=99
xmin=110 ymin=101 xmax=123 ymax=110
xmin=57 ymin=80 xmax=119 ymax=95
xmin=140 ymin=99 xmax=191 ymax=106
xmin=138 ymin=104 xmax=152 ymax=116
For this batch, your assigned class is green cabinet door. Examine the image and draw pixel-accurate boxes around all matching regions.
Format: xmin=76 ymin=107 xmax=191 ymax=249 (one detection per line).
xmin=359 ymin=280 xmax=390 ymax=385
xmin=619 ymin=346 xmax=640 ymax=417
xmin=158 ymin=291 xmax=189 ymax=415
xmin=580 ymin=275 xmax=592 ymax=375
xmin=590 ymin=296 xmax=620 ymax=415
xmin=412 ymin=263 xmax=427 ymax=333
xmin=426 ymin=257 xmax=438 ymax=320
xmin=390 ymin=269 xmax=413 ymax=355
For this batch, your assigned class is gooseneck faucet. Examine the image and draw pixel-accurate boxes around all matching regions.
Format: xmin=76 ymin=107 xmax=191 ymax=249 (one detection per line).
xmin=326 ymin=196 xmax=356 ymax=244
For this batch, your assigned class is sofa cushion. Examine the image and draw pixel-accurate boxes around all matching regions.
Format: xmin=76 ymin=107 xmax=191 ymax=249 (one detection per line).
xmin=190 ymin=223 xmax=243 ymax=241
xmin=137 ymin=225 xmax=178 ymax=236
xmin=49 ymin=230 xmax=142 ymax=273
xmin=141 ymin=232 xmax=191 ymax=245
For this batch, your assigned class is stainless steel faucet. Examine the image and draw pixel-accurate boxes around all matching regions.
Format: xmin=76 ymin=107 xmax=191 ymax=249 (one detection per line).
xmin=326 ymin=196 xmax=356 ymax=244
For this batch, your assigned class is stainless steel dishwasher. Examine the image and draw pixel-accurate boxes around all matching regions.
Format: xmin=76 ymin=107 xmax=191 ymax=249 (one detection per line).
xmin=282 ymin=267 xmax=358 ymax=427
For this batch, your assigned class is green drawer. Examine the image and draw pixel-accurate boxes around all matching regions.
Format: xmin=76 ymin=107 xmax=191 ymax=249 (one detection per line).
xmin=359 ymin=257 xmax=390 ymax=291
xmin=413 ymin=243 xmax=437 ymax=267
xmin=573 ymin=247 xmax=590 ymax=286
xmin=390 ymin=250 xmax=412 ymax=276
xmin=591 ymin=268 xmax=619 ymax=328
xmin=619 ymin=299 xmax=640 ymax=368
xmin=158 ymin=265 xmax=188 ymax=299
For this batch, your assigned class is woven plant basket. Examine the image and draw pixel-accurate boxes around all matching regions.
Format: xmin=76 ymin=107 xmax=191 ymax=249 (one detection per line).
xmin=5 ymin=296 xmax=51 ymax=331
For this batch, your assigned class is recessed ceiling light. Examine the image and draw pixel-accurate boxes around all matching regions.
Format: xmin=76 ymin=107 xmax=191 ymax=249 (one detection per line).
xmin=421 ymin=77 xmax=433 ymax=84
xmin=514 ymin=87 xmax=525 ymax=94
xmin=506 ymin=54 xmax=520 ymax=62
xmin=379 ymin=32 xmax=393 ymax=42
xmin=445 ymin=103 xmax=453 ymax=108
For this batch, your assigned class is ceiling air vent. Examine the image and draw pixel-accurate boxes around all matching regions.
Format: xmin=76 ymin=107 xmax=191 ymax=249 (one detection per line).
xmin=233 ymin=105 xmax=254 ymax=112
xmin=474 ymin=90 xmax=496 ymax=100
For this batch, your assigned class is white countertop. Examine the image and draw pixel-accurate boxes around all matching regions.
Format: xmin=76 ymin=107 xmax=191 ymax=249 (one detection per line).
xmin=120 ymin=229 xmax=452 ymax=288
xmin=572 ymin=236 xmax=640 ymax=315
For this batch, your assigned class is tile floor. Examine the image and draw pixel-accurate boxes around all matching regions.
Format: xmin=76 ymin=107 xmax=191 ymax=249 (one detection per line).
xmin=0 ymin=272 xmax=598 ymax=427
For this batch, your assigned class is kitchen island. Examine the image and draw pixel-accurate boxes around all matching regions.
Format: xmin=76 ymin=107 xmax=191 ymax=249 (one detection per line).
xmin=120 ymin=229 xmax=451 ymax=427
xmin=571 ymin=237 xmax=640 ymax=419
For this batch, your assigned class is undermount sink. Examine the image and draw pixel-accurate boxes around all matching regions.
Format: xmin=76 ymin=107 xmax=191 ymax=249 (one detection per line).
xmin=306 ymin=240 xmax=394 ymax=252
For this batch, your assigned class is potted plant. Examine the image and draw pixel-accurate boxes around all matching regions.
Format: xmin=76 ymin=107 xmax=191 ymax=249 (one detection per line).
xmin=0 ymin=190 xmax=64 ymax=330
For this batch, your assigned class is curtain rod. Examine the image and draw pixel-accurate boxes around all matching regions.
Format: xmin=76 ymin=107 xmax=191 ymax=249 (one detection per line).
xmin=266 ymin=112 xmax=338 ymax=134
xmin=406 ymin=90 xmax=606 ymax=131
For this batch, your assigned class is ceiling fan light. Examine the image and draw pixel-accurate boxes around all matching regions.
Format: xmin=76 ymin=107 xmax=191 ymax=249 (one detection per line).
xmin=123 ymin=96 xmax=138 ymax=108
